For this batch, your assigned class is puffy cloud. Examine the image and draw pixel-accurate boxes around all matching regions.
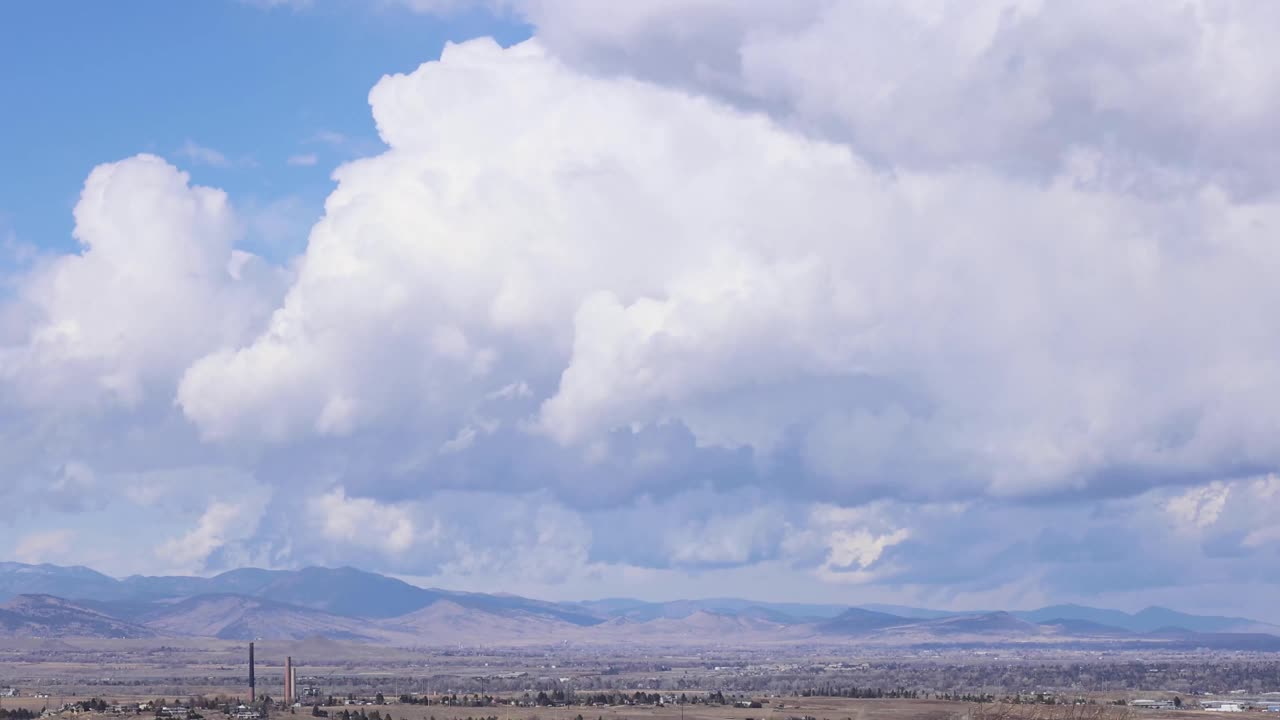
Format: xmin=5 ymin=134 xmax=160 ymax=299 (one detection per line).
xmin=0 ymin=154 xmax=282 ymax=410
xmin=1165 ymin=482 xmax=1231 ymax=531
xmin=514 ymin=0 xmax=1280 ymax=196
xmin=176 ymin=38 xmax=1280 ymax=511
xmin=158 ymin=500 xmax=262 ymax=574
xmin=307 ymin=487 xmax=418 ymax=554
xmin=7 ymin=5 xmax=1280 ymax=609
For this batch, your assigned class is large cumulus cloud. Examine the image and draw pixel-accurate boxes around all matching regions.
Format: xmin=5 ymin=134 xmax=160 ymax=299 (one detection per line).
xmin=4 ymin=2 xmax=1280 ymax=612
xmin=177 ymin=37 xmax=1280 ymax=507
xmin=516 ymin=0 xmax=1280 ymax=195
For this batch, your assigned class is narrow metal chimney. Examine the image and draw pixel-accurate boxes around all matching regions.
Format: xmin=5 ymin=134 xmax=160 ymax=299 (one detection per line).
xmin=285 ymin=656 xmax=293 ymax=705
xmin=249 ymin=642 xmax=256 ymax=704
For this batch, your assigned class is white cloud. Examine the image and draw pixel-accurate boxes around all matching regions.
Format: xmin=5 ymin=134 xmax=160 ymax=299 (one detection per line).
xmin=14 ymin=529 xmax=76 ymax=564
xmin=307 ymin=487 xmax=417 ymax=554
xmin=287 ymin=153 xmax=318 ymax=167
xmin=172 ymin=38 xmax=1280 ymax=509
xmin=7 ymin=5 xmax=1280 ymax=606
xmin=1160 ymin=474 xmax=1280 ymax=557
xmin=157 ymin=501 xmax=248 ymax=573
xmin=1165 ymin=482 xmax=1231 ymax=531
xmin=818 ymin=528 xmax=911 ymax=582
xmin=510 ymin=0 xmax=1280 ymax=196
xmin=0 ymin=154 xmax=283 ymax=410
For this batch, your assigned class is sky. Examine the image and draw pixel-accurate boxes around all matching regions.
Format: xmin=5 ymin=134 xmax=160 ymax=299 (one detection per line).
xmin=2 ymin=0 xmax=1280 ymax=621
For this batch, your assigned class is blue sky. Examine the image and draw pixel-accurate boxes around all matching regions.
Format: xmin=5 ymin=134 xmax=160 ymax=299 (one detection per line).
xmin=2 ymin=1 xmax=1280 ymax=621
xmin=0 ymin=1 xmax=528 ymax=261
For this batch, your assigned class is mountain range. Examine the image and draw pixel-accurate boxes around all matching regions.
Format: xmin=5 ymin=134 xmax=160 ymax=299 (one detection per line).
xmin=1 ymin=562 xmax=1277 ymax=648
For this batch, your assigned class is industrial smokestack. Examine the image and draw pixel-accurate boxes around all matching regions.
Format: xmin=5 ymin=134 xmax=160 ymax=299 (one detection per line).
xmin=249 ymin=642 xmax=256 ymax=704
xmin=285 ymin=656 xmax=293 ymax=705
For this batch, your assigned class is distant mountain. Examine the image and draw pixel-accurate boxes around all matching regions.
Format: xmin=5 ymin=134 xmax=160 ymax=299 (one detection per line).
xmin=816 ymin=607 xmax=911 ymax=634
xmin=900 ymin=611 xmax=1043 ymax=637
xmin=0 ymin=594 xmax=154 ymax=638
xmin=1013 ymin=604 xmax=1280 ymax=635
xmin=1 ymin=563 xmax=599 ymax=625
xmin=1035 ymin=618 xmax=1134 ymax=637
xmin=2 ymin=562 xmax=1277 ymax=645
xmin=814 ymin=609 xmax=1044 ymax=638
xmin=436 ymin=588 xmax=601 ymax=626
xmin=138 ymin=593 xmax=383 ymax=641
xmin=387 ymin=600 xmax=581 ymax=644
xmin=1129 ymin=606 xmax=1280 ymax=635
xmin=586 ymin=610 xmax=803 ymax=644
xmin=1014 ymin=604 xmax=1138 ymax=628
xmin=0 ymin=563 xmax=125 ymax=602
xmin=857 ymin=604 xmax=964 ymax=620
xmin=114 ymin=567 xmax=441 ymax=618
xmin=576 ymin=598 xmax=848 ymax=623
xmin=211 ymin=567 xmax=442 ymax=619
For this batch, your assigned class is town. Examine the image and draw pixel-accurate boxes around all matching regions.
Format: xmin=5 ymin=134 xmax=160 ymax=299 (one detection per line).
xmin=3 ymin=641 xmax=1280 ymax=720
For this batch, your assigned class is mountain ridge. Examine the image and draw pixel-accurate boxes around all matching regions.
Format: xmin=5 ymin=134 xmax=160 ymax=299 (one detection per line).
xmin=1 ymin=562 xmax=1276 ymax=644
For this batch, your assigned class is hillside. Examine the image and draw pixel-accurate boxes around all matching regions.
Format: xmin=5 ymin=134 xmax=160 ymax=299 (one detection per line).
xmin=385 ymin=600 xmax=580 ymax=644
xmin=138 ymin=593 xmax=384 ymax=641
xmin=0 ymin=594 xmax=155 ymax=638
xmin=577 ymin=598 xmax=847 ymax=623
xmin=0 ymin=563 xmax=125 ymax=602
xmin=0 ymin=563 xmax=594 ymax=624
xmin=817 ymin=607 xmax=914 ymax=635
xmin=915 ymin=611 xmax=1043 ymax=636
xmin=583 ymin=610 xmax=805 ymax=645
xmin=1015 ymin=604 xmax=1280 ymax=635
